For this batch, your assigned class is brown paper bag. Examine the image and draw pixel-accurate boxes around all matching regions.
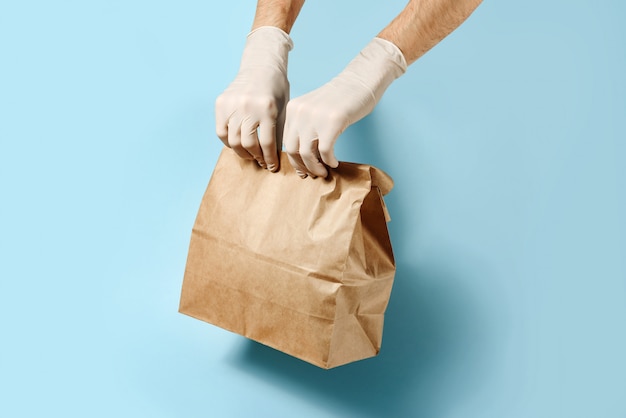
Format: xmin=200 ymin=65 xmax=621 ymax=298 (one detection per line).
xmin=179 ymin=147 xmax=396 ymax=369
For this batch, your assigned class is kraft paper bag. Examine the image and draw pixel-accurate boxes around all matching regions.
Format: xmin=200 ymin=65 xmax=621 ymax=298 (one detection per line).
xmin=179 ymin=147 xmax=396 ymax=369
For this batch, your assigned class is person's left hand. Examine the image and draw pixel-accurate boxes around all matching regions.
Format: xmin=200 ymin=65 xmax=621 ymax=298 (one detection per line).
xmin=284 ymin=37 xmax=407 ymax=178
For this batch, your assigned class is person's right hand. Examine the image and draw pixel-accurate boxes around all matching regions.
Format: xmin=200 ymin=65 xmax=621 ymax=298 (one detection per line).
xmin=215 ymin=26 xmax=293 ymax=172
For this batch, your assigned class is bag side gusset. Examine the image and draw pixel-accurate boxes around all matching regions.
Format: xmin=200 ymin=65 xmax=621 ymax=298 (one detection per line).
xmin=325 ymin=165 xmax=396 ymax=368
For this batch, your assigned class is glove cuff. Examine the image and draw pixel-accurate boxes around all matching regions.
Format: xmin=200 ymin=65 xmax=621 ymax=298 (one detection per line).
xmin=241 ymin=26 xmax=294 ymax=75
xmin=341 ymin=37 xmax=408 ymax=105
xmin=371 ymin=37 xmax=408 ymax=78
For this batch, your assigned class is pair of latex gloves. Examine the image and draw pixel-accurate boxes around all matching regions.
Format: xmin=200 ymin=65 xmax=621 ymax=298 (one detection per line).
xmin=215 ymin=26 xmax=407 ymax=178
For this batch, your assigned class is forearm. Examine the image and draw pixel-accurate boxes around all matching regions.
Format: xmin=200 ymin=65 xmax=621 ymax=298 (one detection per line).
xmin=378 ymin=0 xmax=482 ymax=65
xmin=251 ymin=0 xmax=306 ymax=33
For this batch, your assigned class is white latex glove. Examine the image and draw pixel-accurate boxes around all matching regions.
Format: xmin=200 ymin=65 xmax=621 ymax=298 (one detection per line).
xmin=284 ymin=37 xmax=407 ymax=178
xmin=215 ymin=26 xmax=293 ymax=172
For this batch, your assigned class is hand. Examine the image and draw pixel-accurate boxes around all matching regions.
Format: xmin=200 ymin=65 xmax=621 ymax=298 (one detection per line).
xmin=215 ymin=26 xmax=293 ymax=172
xmin=284 ymin=37 xmax=407 ymax=178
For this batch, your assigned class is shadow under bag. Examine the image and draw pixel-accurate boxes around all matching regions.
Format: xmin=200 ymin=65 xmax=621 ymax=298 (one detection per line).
xmin=179 ymin=147 xmax=396 ymax=369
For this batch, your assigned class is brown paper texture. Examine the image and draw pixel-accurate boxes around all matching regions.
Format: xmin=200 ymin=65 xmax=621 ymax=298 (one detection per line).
xmin=179 ymin=147 xmax=396 ymax=369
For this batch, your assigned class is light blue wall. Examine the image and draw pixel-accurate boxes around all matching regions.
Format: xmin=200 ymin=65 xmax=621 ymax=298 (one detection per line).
xmin=1 ymin=1 xmax=625 ymax=417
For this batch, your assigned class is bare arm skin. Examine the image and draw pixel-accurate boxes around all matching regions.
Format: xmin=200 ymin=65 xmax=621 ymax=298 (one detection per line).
xmin=249 ymin=0 xmax=481 ymax=64
xmin=280 ymin=0 xmax=483 ymax=178
xmin=251 ymin=0 xmax=306 ymax=33
xmin=217 ymin=0 xmax=483 ymax=175
xmin=378 ymin=0 xmax=483 ymax=65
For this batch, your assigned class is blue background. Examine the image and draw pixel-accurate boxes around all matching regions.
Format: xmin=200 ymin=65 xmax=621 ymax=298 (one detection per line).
xmin=1 ymin=1 xmax=625 ymax=417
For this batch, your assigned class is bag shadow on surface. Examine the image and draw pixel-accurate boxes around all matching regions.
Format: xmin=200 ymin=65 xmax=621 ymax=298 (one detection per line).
xmin=228 ymin=260 xmax=487 ymax=417
xmin=227 ymin=115 xmax=491 ymax=416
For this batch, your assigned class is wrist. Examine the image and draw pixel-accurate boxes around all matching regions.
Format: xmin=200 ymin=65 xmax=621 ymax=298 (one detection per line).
xmin=240 ymin=26 xmax=294 ymax=74
xmin=251 ymin=0 xmax=305 ymax=34
xmin=340 ymin=37 xmax=407 ymax=104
